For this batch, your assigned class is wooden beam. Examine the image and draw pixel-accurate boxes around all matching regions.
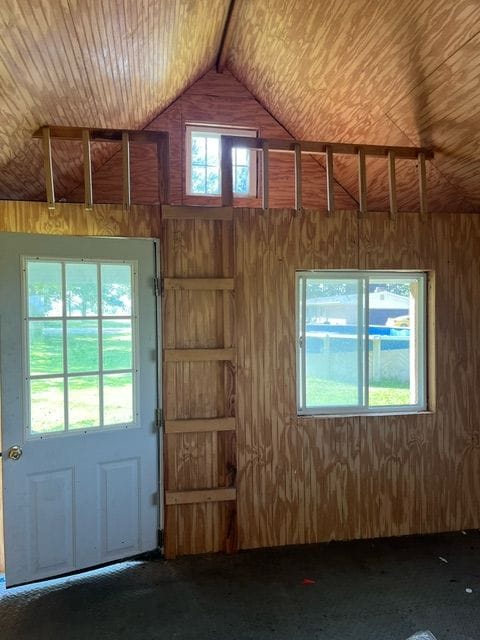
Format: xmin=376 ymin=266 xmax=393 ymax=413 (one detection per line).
xmin=162 ymin=205 xmax=233 ymax=221
xmin=262 ymin=140 xmax=269 ymax=210
xmin=216 ymin=0 xmax=239 ymax=73
xmin=358 ymin=147 xmax=367 ymax=215
xmin=294 ymin=142 xmax=302 ymax=212
xmin=418 ymin=151 xmax=428 ymax=218
xmin=166 ymin=488 xmax=236 ymax=506
xmin=164 ymin=348 xmax=236 ymax=362
xmin=164 ymin=278 xmax=234 ymax=291
xmin=165 ymin=417 xmax=236 ymax=434
xmin=325 ymin=145 xmax=335 ymax=215
xmin=122 ymin=131 xmax=131 ymax=209
xmin=157 ymin=135 xmax=169 ymax=204
xmin=221 ymin=136 xmax=234 ymax=207
xmin=33 ymin=126 xmax=167 ymax=145
xmin=42 ymin=127 xmax=55 ymax=210
xmin=388 ymin=150 xmax=397 ymax=219
xmin=82 ymin=129 xmax=93 ymax=210
xmin=197 ymin=134 xmax=434 ymax=160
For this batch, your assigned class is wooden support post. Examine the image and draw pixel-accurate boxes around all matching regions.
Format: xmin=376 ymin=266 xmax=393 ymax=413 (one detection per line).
xmin=42 ymin=127 xmax=55 ymax=210
xmin=262 ymin=140 xmax=269 ymax=210
xmin=325 ymin=145 xmax=334 ymax=215
xmin=221 ymin=136 xmax=234 ymax=207
xmin=358 ymin=147 xmax=367 ymax=215
xmin=418 ymin=151 xmax=427 ymax=219
xmin=294 ymin=142 xmax=302 ymax=213
xmin=122 ymin=131 xmax=131 ymax=209
xmin=388 ymin=150 xmax=397 ymax=220
xmin=82 ymin=129 xmax=93 ymax=210
xmin=157 ymin=134 xmax=169 ymax=204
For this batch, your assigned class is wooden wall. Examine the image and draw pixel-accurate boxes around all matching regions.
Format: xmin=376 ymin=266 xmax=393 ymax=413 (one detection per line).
xmin=67 ymin=70 xmax=358 ymax=211
xmin=235 ymin=208 xmax=480 ymax=549
xmin=1 ymin=200 xmax=480 ymax=559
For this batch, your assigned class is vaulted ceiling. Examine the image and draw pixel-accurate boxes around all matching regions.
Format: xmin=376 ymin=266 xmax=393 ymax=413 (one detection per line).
xmin=0 ymin=0 xmax=479 ymax=210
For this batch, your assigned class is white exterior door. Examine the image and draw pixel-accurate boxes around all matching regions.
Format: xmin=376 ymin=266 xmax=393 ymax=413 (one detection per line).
xmin=0 ymin=233 xmax=160 ymax=587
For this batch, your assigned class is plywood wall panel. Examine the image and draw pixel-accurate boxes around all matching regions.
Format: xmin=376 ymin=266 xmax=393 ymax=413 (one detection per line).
xmin=0 ymin=200 xmax=161 ymax=237
xmin=235 ymin=207 xmax=480 ymax=552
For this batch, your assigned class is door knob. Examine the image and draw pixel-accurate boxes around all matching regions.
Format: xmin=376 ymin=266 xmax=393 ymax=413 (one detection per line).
xmin=8 ymin=445 xmax=23 ymax=461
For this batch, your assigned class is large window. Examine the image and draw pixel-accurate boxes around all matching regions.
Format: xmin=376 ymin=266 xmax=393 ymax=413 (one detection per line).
xmin=24 ymin=258 xmax=138 ymax=436
xmin=296 ymin=271 xmax=427 ymax=415
xmin=185 ymin=124 xmax=257 ymax=197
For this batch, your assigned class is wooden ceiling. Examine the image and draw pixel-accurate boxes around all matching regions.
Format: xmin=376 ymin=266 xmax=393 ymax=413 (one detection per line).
xmin=0 ymin=0 xmax=479 ymax=211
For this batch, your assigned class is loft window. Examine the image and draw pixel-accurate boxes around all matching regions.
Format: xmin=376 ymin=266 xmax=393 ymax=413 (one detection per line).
xmin=185 ymin=125 xmax=257 ymax=197
xmin=296 ymin=271 xmax=427 ymax=415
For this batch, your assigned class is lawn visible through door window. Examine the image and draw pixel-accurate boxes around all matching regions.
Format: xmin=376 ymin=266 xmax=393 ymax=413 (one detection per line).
xmin=25 ymin=259 xmax=137 ymax=435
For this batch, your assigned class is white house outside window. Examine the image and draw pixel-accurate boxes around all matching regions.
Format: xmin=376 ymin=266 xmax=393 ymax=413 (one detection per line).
xmin=296 ymin=271 xmax=427 ymax=415
xmin=185 ymin=125 xmax=257 ymax=197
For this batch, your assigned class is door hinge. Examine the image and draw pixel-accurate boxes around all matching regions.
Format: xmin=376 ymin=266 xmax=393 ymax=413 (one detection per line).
xmin=153 ymin=276 xmax=161 ymax=297
xmin=157 ymin=528 xmax=164 ymax=548
xmin=155 ymin=408 xmax=164 ymax=430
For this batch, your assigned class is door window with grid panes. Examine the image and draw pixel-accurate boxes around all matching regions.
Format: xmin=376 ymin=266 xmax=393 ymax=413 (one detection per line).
xmin=24 ymin=258 xmax=138 ymax=436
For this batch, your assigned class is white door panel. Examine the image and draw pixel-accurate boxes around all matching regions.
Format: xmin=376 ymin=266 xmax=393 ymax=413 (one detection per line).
xmin=0 ymin=233 xmax=160 ymax=587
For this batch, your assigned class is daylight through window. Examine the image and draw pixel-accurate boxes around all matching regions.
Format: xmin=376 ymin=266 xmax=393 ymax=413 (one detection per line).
xmin=185 ymin=125 xmax=257 ymax=197
xmin=24 ymin=258 xmax=138 ymax=436
xmin=296 ymin=271 xmax=427 ymax=415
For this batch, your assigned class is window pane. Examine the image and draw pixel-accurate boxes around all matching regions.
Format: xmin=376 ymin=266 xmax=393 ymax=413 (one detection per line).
xmin=101 ymin=264 xmax=132 ymax=316
xmin=30 ymin=378 xmax=64 ymax=434
xmin=191 ymin=166 xmax=207 ymax=194
xmin=192 ymin=135 xmax=206 ymax=166
xmin=368 ymin=277 xmax=419 ymax=406
xmin=103 ymin=319 xmax=132 ymax=370
xmin=29 ymin=320 xmax=63 ymax=375
xmin=27 ymin=261 xmax=62 ymax=317
xmin=305 ymin=278 xmax=360 ymax=408
xmin=68 ymin=376 xmax=100 ymax=429
xmin=206 ymin=136 xmax=219 ymax=166
xmin=235 ymin=166 xmax=249 ymax=194
xmin=67 ymin=320 xmax=98 ymax=373
xmin=233 ymin=147 xmax=248 ymax=166
xmin=206 ymin=169 xmax=220 ymax=195
xmin=103 ymin=373 xmax=133 ymax=425
xmin=66 ymin=263 xmax=98 ymax=317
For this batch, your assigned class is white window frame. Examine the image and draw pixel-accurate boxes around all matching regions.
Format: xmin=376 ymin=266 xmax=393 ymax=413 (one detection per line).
xmin=185 ymin=124 xmax=257 ymax=197
xmin=296 ymin=270 xmax=427 ymax=416
xmin=22 ymin=256 xmax=140 ymax=438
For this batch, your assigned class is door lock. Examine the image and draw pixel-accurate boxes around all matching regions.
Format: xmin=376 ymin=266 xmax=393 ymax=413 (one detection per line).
xmin=7 ymin=445 xmax=23 ymax=461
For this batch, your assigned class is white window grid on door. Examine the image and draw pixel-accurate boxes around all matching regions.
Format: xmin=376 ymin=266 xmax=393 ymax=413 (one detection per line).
xmin=22 ymin=257 xmax=140 ymax=438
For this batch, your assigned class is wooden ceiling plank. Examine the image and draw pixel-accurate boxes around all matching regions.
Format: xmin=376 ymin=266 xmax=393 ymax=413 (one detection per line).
xmin=216 ymin=0 xmax=238 ymax=73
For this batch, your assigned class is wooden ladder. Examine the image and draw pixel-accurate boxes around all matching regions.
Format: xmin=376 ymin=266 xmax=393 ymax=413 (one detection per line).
xmin=161 ymin=205 xmax=237 ymax=558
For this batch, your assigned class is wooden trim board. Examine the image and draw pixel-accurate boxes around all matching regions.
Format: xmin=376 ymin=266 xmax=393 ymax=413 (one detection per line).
xmin=164 ymin=348 xmax=236 ymax=362
xmin=165 ymin=417 xmax=236 ymax=434
xmin=166 ymin=488 xmax=237 ymax=505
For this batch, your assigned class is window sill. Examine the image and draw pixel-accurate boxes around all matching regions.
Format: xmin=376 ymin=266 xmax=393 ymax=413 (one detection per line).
xmin=297 ymin=410 xmax=435 ymax=420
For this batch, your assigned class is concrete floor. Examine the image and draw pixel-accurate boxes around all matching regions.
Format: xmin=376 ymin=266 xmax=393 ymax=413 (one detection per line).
xmin=0 ymin=531 xmax=479 ymax=640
